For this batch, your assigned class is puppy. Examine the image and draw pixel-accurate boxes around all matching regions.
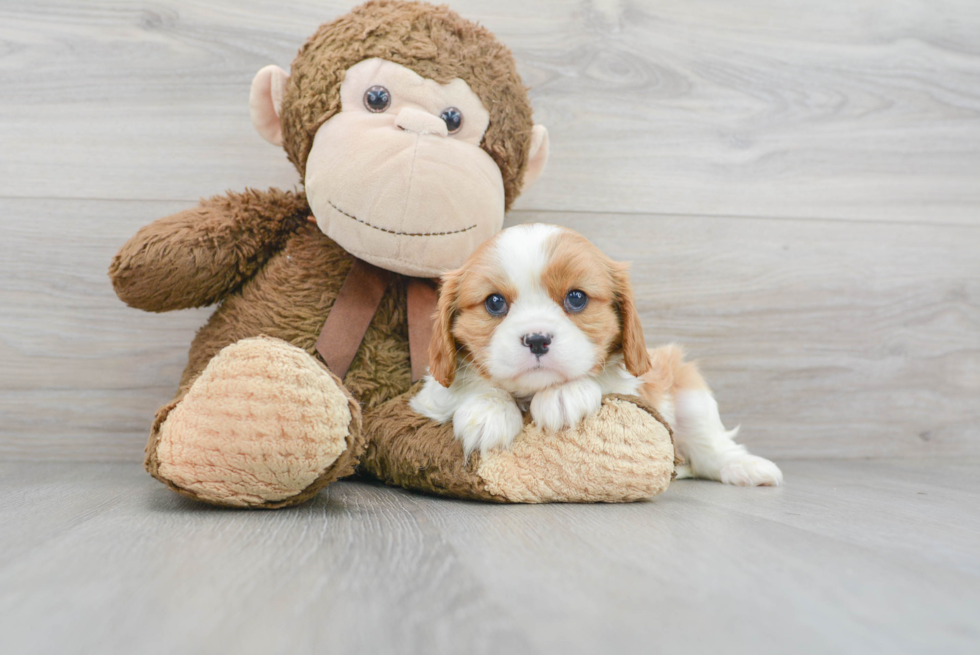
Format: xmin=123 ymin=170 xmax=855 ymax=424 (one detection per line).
xmin=411 ymin=224 xmax=782 ymax=486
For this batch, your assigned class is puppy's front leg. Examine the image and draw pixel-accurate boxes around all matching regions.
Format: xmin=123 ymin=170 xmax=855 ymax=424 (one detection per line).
xmin=411 ymin=373 xmax=524 ymax=457
xmin=530 ymin=378 xmax=603 ymax=433
xmin=453 ymin=390 xmax=524 ymax=457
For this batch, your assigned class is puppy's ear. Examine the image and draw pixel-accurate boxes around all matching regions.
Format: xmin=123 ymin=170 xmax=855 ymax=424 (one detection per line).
xmin=611 ymin=262 xmax=652 ymax=377
xmin=429 ymin=270 xmax=461 ymax=387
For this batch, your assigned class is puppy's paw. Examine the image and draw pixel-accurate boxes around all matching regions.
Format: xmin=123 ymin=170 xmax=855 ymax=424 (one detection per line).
xmin=530 ymin=378 xmax=603 ymax=433
xmin=674 ymin=463 xmax=694 ymax=480
xmin=453 ymin=393 xmax=524 ymax=457
xmin=719 ymin=454 xmax=784 ymax=487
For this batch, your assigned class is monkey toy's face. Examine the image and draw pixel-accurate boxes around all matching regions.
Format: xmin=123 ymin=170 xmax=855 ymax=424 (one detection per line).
xmin=251 ymin=57 xmax=549 ymax=278
xmin=307 ymin=59 xmax=503 ymax=277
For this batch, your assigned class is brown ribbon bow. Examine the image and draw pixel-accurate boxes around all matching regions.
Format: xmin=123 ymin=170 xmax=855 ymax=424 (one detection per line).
xmin=315 ymin=258 xmax=438 ymax=383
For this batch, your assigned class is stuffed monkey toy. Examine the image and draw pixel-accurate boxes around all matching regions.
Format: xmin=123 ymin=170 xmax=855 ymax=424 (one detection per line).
xmin=109 ymin=0 xmax=676 ymax=508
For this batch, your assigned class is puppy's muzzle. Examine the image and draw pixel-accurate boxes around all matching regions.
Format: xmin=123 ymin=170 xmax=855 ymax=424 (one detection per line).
xmin=522 ymin=333 xmax=552 ymax=356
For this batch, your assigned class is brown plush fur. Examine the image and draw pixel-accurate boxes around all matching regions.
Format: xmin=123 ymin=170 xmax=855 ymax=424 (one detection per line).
xmin=281 ymin=0 xmax=535 ymax=210
xmin=362 ymin=389 xmax=677 ymax=503
xmin=361 ymin=382 xmax=498 ymax=501
xmin=111 ymin=189 xmax=411 ymax=410
xmin=110 ymin=189 xmax=310 ymax=312
xmin=110 ymin=1 xmax=676 ymax=507
xmin=111 ymin=188 xmax=411 ymax=507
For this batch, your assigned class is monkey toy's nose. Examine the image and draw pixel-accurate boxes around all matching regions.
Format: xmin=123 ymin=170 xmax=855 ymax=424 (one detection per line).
xmin=395 ymin=107 xmax=449 ymax=137
xmin=522 ymin=333 xmax=551 ymax=356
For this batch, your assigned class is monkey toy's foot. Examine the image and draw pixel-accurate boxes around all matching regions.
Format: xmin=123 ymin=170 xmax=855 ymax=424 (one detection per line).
xmin=361 ymin=391 xmax=678 ymax=503
xmin=146 ymin=337 xmax=363 ymax=508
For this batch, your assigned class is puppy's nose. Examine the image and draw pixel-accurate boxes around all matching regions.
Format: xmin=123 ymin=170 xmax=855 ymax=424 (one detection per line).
xmin=522 ymin=333 xmax=551 ymax=356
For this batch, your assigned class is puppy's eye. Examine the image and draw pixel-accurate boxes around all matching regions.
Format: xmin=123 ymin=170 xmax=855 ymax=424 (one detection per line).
xmin=484 ymin=293 xmax=508 ymax=316
xmin=440 ymin=107 xmax=463 ymax=134
xmin=564 ymin=289 xmax=588 ymax=313
xmin=364 ymin=85 xmax=391 ymax=113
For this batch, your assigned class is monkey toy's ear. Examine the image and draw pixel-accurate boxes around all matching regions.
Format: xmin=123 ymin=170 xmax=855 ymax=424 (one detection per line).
xmin=249 ymin=65 xmax=290 ymax=146
xmin=523 ymin=124 xmax=550 ymax=189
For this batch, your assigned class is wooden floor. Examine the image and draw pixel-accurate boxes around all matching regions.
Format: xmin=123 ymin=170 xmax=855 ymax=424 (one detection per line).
xmin=2 ymin=1 xmax=980 ymax=653
xmin=1 ymin=460 xmax=978 ymax=654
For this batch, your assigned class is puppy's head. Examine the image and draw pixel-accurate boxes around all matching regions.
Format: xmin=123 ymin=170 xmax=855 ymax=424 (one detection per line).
xmin=429 ymin=224 xmax=651 ymax=393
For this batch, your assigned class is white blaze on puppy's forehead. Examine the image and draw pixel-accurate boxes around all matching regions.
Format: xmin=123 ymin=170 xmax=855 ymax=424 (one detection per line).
xmin=492 ymin=224 xmax=563 ymax=297
xmin=480 ymin=224 xmax=600 ymax=394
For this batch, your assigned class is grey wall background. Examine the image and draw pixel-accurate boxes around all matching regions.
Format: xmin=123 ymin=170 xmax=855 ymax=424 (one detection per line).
xmin=2 ymin=0 xmax=978 ymax=461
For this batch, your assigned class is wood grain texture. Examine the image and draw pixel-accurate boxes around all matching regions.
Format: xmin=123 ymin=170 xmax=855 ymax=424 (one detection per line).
xmin=0 ymin=0 xmax=978 ymax=222
xmin=512 ymin=210 xmax=980 ymax=459
xmin=0 ymin=460 xmax=978 ymax=655
xmin=2 ymin=199 xmax=979 ymax=460
xmin=1 ymin=0 xmax=979 ymax=461
xmin=3 ymin=5 xmax=979 ymax=652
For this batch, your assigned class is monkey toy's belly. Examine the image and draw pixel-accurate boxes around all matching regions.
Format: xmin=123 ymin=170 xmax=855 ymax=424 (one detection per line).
xmin=177 ymin=222 xmax=412 ymax=409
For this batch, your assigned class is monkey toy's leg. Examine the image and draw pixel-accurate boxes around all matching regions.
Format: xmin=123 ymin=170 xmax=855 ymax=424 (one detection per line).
xmin=145 ymin=337 xmax=364 ymax=508
xmin=359 ymin=390 xmax=677 ymax=503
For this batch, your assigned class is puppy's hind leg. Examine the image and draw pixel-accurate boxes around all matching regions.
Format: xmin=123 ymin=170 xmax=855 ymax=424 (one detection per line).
xmin=674 ymin=389 xmax=782 ymax=486
xmin=643 ymin=346 xmax=783 ymax=487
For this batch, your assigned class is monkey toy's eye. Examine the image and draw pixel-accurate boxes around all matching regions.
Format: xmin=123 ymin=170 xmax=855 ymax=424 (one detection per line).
xmin=484 ymin=293 xmax=508 ymax=316
xmin=564 ymin=290 xmax=588 ymax=313
xmin=364 ymin=85 xmax=391 ymax=113
xmin=440 ymin=107 xmax=463 ymax=134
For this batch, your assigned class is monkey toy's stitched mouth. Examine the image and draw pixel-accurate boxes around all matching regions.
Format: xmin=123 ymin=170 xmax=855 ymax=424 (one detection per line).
xmin=327 ymin=200 xmax=477 ymax=237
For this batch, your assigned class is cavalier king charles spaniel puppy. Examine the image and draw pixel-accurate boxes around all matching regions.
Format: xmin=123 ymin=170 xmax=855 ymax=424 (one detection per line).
xmin=410 ymin=224 xmax=782 ymax=486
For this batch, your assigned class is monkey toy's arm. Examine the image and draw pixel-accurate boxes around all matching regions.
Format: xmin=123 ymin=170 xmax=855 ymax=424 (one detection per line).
xmin=109 ymin=188 xmax=309 ymax=312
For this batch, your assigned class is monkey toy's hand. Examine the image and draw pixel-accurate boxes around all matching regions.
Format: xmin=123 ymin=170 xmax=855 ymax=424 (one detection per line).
xmin=109 ymin=189 xmax=308 ymax=312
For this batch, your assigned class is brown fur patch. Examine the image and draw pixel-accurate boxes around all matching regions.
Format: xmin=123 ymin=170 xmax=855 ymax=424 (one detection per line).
xmin=429 ymin=269 xmax=460 ymax=387
xmin=280 ymin=0 xmax=535 ymax=210
xmin=452 ymin=308 xmax=502 ymax=381
xmin=361 ymin=385 xmax=677 ymax=502
xmin=176 ymin=221 xmax=412 ymax=409
xmin=430 ymin=227 xmax=653 ymax=383
xmin=428 ymin=238 xmax=520 ymax=383
xmin=114 ymin=192 xmax=680 ymax=506
xmin=109 ymin=189 xmax=413 ymax=413
xmin=610 ymin=261 xmax=652 ymax=376
xmin=639 ymin=344 xmax=710 ymax=409
xmin=450 ymin=257 xmax=518 ymax=380
xmin=541 ymin=230 xmax=621 ymax=373
xmin=360 ymin=382 xmax=500 ymax=501
xmin=109 ymin=188 xmax=310 ymax=313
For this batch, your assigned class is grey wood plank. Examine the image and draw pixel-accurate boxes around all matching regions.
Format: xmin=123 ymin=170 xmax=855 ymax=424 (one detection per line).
xmin=0 ymin=461 xmax=143 ymax=562
xmin=512 ymin=210 xmax=980 ymax=459
xmin=2 ymin=199 xmax=979 ymax=460
xmin=1 ymin=0 xmax=979 ymax=223
xmin=674 ymin=459 xmax=980 ymax=576
xmin=0 ymin=460 xmax=978 ymax=655
xmin=0 ymin=197 xmax=212 ymax=461
xmin=400 ymin=473 xmax=980 ymax=655
xmin=0 ymin=464 xmax=537 ymax=655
